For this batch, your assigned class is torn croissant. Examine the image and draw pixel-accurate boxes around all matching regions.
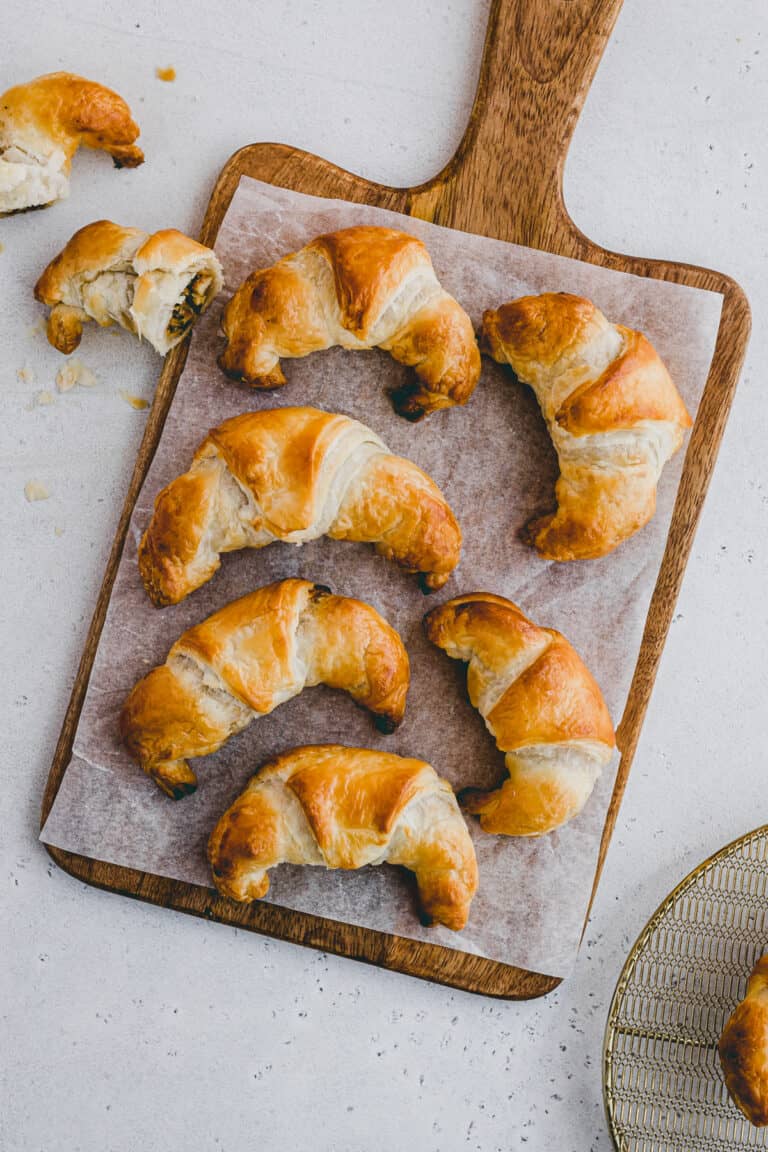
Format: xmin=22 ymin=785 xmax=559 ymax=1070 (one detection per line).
xmin=218 ymin=225 xmax=481 ymax=420
xmin=0 ymin=72 xmax=143 ymax=213
xmin=35 ymin=220 xmax=223 ymax=356
xmin=208 ymin=745 xmax=478 ymax=931
xmin=138 ymin=406 xmax=462 ymax=605
xmin=481 ymin=292 xmax=692 ymax=559
xmin=424 ymin=593 xmax=615 ymax=836
xmin=120 ymin=579 xmax=409 ymax=798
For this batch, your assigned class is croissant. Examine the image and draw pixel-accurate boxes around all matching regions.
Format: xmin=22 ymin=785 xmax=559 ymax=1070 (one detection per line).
xmin=481 ymin=292 xmax=692 ymax=560
xmin=120 ymin=579 xmax=409 ymax=798
xmin=719 ymin=955 xmax=768 ymax=1126
xmin=218 ymin=225 xmax=481 ymax=420
xmin=0 ymin=72 xmax=143 ymax=213
xmin=35 ymin=220 xmax=223 ymax=356
xmin=139 ymin=406 xmax=462 ymax=605
xmin=208 ymin=744 xmax=478 ymax=931
xmin=424 ymin=593 xmax=615 ymax=836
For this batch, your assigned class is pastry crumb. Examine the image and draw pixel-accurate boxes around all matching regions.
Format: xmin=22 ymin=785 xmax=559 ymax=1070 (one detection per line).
xmin=27 ymin=320 xmax=44 ymax=337
xmin=76 ymin=363 xmax=97 ymax=387
xmin=0 ymin=241 xmax=4 ymax=253
xmin=24 ymin=480 xmax=50 ymax=502
xmin=119 ymin=389 xmax=149 ymax=410
xmin=56 ymin=363 xmax=77 ymax=392
xmin=17 ymin=365 xmax=35 ymax=385
xmin=54 ymin=525 xmax=65 ymax=537
xmin=56 ymin=359 xmax=96 ymax=392
xmin=156 ymin=66 xmax=176 ymax=82
xmin=33 ymin=390 xmax=55 ymax=407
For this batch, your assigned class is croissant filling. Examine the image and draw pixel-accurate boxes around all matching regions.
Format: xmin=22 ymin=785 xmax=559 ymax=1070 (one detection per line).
xmin=166 ymin=272 xmax=214 ymax=339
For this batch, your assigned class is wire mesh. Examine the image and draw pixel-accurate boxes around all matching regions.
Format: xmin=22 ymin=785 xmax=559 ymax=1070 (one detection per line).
xmin=604 ymin=826 xmax=768 ymax=1150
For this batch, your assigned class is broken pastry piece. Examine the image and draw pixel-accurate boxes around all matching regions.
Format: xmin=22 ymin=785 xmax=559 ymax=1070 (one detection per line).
xmin=0 ymin=72 xmax=143 ymax=214
xmin=35 ymin=220 xmax=223 ymax=356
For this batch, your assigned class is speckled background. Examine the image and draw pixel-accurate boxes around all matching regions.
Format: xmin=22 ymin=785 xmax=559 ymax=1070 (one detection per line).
xmin=40 ymin=177 xmax=722 ymax=976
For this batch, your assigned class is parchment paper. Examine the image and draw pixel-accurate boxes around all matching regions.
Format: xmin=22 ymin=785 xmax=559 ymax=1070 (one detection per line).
xmin=40 ymin=177 xmax=723 ymax=977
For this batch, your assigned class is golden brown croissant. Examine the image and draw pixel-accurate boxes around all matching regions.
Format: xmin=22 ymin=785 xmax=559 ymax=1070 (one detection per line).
xmin=481 ymin=293 xmax=692 ymax=559
xmin=139 ymin=406 xmax=462 ymax=605
xmin=719 ymin=955 xmax=768 ymax=1126
xmin=218 ymin=225 xmax=481 ymax=420
xmin=35 ymin=220 xmax=223 ymax=356
xmin=0 ymin=72 xmax=143 ymax=213
xmin=120 ymin=579 xmax=409 ymax=798
xmin=208 ymin=744 xmax=478 ymax=931
xmin=424 ymin=592 xmax=615 ymax=836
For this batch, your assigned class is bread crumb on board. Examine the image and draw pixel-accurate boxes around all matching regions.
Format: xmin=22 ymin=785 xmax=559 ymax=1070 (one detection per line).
xmin=156 ymin=66 xmax=176 ymax=82
xmin=17 ymin=365 xmax=35 ymax=385
xmin=54 ymin=526 xmax=65 ymax=537
xmin=56 ymin=360 xmax=97 ymax=392
xmin=119 ymin=389 xmax=149 ymax=410
xmin=24 ymin=480 xmax=50 ymax=502
xmin=33 ymin=390 xmax=55 ymax=407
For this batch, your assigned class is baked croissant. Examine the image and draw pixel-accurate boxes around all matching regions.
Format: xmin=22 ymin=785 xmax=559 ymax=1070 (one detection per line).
xmin=35 ymin=220 xmax=223 ymax=356
xmin=139 ymin=406 xmax=462 ymax=605
xmin=719 ymin=955 xmax=768 ymax=1126
xmin=208 ymin=744 xmax=478 ymax=931
xmin=0 ymin=72 xmax=143 ymax=213
xmin=120 ymin=579 xmax=409 ymax=798
xmin=424 ymin=593 xmax=615 ymax=836
xmin=481 ymin=293 xmax=692 ymax=560
xmin=218 ymin=225 xmax=481 ymax=420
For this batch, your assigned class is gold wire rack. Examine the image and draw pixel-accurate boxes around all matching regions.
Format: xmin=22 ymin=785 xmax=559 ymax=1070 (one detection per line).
xmin=604 ymin=825 xmax=768 ymax=1151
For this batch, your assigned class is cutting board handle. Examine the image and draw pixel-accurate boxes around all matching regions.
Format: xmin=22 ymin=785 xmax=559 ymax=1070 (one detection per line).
xmin=411 ymin=0 xmax=625 ymax=252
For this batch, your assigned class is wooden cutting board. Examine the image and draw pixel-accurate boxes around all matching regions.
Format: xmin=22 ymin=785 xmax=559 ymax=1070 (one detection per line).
xmin=41 ymin=0 xmax=750 ymax=999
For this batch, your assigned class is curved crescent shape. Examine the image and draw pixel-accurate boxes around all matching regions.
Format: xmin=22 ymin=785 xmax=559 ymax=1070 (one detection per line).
xmin=138 ymin=406 xmax=462 ymax=605
xmin=35 ymin=220 xmax=223 ymax=355
xmin=481 ymin=292 xmax=692 ymax=559
xmin=218 ymin=225 xmax=481 ymax=421
xmin=208 ymin=744 xmax=478 ymax=931
xmin=719 ymin=954 xmax=768 ymax=1127
xmin=424 ymin=592 xmax=615 ymax=836
xmin=120 ymin=580 xmax=410 ymax=798
xmin=0 ymin=73 xmax=143 ymax=213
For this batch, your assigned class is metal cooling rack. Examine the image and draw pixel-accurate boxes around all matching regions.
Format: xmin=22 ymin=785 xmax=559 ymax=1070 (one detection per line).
xmin=604 ymin=825 xmax=768 ymax=1150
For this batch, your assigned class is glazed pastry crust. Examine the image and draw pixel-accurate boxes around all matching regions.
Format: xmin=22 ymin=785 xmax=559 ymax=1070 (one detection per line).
xmin=218 ymin=225 xmax=481 ymax=420
xmin=0 ymin=72 xmax=143 ymax=213
xmin=208 ymin=744 xmax=478 ymax=931
xmin=120 ymin=579 xmax=409 ymax=797
xmin=138 ymin=406 xmax=462 ymax=605
xmin=720 ymin=955 xmax=768 ymax=1126
xmin=424 ymin=592 xmax=615 ymax=836
xmin=35 ymin=220 xmax=223 ymax=355
xmin=481 ymin=293 xmax=692 ymax=559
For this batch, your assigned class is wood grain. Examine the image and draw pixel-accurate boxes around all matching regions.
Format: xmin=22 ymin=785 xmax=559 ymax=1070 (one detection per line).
xmin=41 ymin=0 xmax=751 ymax=999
